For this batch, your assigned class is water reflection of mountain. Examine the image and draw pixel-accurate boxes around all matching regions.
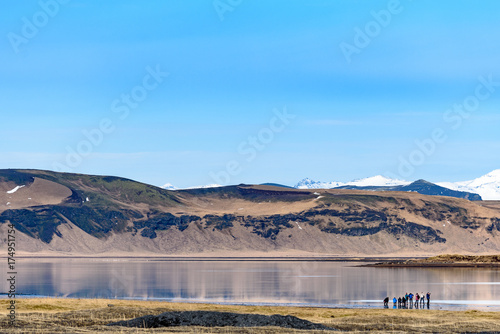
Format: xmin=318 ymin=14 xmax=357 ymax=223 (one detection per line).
xmin=4 ymin=260 xmax=500 ymax=309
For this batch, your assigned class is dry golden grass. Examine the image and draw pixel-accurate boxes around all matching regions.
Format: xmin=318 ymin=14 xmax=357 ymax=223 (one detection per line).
xmin=419 ymin=254 xmax=500 ymax=263
xmin=1 ymin=298 xmax=500 ymax=333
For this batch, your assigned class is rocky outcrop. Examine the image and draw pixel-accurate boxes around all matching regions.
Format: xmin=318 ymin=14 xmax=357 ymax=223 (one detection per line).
xmin=107 ymin=311 xmax=334 ymax=330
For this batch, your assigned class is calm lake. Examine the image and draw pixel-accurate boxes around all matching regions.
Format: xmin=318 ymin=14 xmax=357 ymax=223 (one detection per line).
xmin=3 ymin=259 xmax=500 ymax=311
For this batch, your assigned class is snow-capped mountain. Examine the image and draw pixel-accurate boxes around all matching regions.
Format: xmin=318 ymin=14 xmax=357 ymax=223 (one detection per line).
xmin=295 ymin=178 xmax=344 ymax=189
xmin=295 ymin=175 xmax=409 ymax=190
xmin=161 ymin=183 xmax=178 ymax=190
xmin=164 ymin=170 xmax=500 ymax=200
xmin=161 ymin=183 xmax=222 ymax=190
xmin=437 ymin=169 xmax=500 ymax=201
xmin=189 ymin=184 xmax=223 ymax=189
xmin=348 ymin=175 xmax=411 ymax=187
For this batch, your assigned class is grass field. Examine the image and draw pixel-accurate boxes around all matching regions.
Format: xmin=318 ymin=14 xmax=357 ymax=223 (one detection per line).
xmin=2 ymin=298 xmax=500 ymax=333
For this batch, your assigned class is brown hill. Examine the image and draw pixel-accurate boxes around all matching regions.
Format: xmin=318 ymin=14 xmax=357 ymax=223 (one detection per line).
xmin=1 ymin=169 xmax=500 ymax=257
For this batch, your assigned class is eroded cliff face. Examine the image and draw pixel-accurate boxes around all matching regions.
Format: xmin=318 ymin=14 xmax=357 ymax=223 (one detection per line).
xmin=1 ymin=169 xmax=500 ymax=256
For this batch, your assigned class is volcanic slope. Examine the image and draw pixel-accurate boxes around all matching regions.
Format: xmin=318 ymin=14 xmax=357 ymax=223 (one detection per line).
xmin=1 ymin=169 xmax=500 ymax=257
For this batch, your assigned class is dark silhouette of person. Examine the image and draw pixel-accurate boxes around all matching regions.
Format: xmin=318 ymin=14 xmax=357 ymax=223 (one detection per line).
xmin=384 ymin=297 xmax=389 ymax=307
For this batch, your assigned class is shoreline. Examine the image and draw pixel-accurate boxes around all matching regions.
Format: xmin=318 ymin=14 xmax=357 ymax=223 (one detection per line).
xmin=2 ymin=295 xmax=499 ymax=313
xmin=364 ymin=262 xmax=500 ymax=268
xmin=7 ymin=253 xmax=500 ymax=267
xmin=3 ymin=253 xmax=500 ymax=262
xmin=364 ymin=255 xmax=500 ymax=268
xmin=0 ymin=255 xmax=424 ymax=262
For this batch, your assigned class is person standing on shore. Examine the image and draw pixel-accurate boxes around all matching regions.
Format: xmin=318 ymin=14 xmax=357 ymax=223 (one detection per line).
xmin=420 ymin=292 xmax=425 ymax=307
xmin=426 ymin=292 xmax=431 ymax=307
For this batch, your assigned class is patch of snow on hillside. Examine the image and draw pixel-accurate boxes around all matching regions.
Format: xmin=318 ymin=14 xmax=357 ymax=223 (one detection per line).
xmin=7 ymin=185 xmax=25 ymax=194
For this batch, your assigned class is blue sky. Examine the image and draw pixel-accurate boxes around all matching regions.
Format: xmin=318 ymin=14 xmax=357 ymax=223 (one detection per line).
xmin=1 ymin=0 xmax=500 ymax=188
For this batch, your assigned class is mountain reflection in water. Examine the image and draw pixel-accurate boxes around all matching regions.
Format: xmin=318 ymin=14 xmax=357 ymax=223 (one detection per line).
xmin=3 ymin=259 xmax=500 ymax=311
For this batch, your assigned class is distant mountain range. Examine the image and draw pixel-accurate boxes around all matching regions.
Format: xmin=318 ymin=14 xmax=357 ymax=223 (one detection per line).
xmin=163 ymin=170 xmax=500 ymax=201
xmin=294 ymin=170 xmax=500 ymax=201
xmin=437 ymin=170 xmax=500 ymax=201
xmin=163 ymin=176 xmax=407 ymax=192
xmin=295 ymin=175 xmax=409 ymax=189
xmin=334 ymin=179 xmax=482 ymax=201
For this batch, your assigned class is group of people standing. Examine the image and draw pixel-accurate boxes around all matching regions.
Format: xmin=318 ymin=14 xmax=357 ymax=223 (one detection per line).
xmin=384 ymin=292 xmax=431 ymax=309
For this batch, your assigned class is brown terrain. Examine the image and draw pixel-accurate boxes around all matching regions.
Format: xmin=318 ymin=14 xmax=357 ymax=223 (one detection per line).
xmin=1 ymin=169 xmax=500 ymax=258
